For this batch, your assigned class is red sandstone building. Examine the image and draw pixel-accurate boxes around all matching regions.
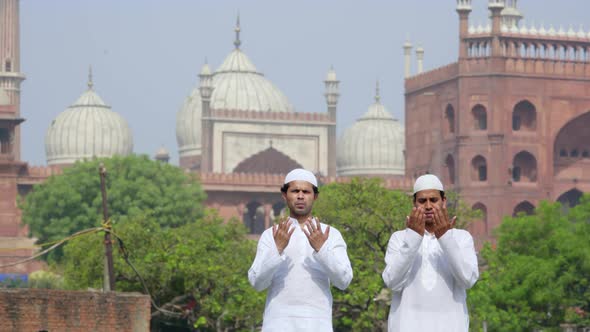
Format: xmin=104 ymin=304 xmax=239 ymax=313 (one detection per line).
xmin=406 ymin=0 xmax=590 ymax=246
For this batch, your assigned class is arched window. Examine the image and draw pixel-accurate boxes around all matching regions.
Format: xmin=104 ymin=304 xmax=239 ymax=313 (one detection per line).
xmin=470 ymin=202 xmax=488 ymax=237
xmin=513 ymin=100 xmax=537 ymax=131
xmin=570 ymin=149 xmax=579 ymax=158
xmin=4 ymin=60 xmax=11 ymax=72
xmin=557 ymin=189 xmax=583 ymax=209
xmin=445 ymin=105 xmax=455 ymax=134
xmin=0 ymin=128 xmax=10 ymax=154
xmin=472 ymin=104 xmax=487 ymax=130
xmin=471 ymin=155 xmax=487 ymax=182
xmin=512 ymin=151 xmax=537 ymax=182
xmin=513 ymin=201 xmax=535 ymax=216
xmin=444 ymin=154 xmax=456 ymax=185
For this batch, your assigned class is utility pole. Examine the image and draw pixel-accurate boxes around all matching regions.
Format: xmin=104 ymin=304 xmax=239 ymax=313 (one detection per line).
xmin=99 ymin=163 xmax=115 ymax=291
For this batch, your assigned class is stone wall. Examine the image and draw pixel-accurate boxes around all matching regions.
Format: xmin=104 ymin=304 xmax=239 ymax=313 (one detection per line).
xmin=0 ymin=288 xmax=150 ymax=331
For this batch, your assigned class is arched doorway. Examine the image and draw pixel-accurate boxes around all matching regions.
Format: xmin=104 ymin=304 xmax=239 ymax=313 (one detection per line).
xmin=445 ymin=104 xmax=455 ymax=134
xmin=557 ymin=188 xmax=583 ymax=209
xmin=512 ymin=151 xmax=537 ymax=182
xmin=512 ymin=100 xmax=537 ymax=132
xmin=554 ymin=112 xmax=590 ymax=174
xmin=470 ymin=202 xmax=488 ymax=237
xmin=444 ymin=154 xmax=456 ymax=185
xmin=244 ymin=201 xmax=265 ymax=234
xmin=272 ymin=201 xmax=287 ymax=221
xmin=513 ymin=201 xmax=535 ymax=217
xmin=471 ymin=104 xmax=487 ymax=130
xmin=471 ymin=155 xmax=487 ymax=182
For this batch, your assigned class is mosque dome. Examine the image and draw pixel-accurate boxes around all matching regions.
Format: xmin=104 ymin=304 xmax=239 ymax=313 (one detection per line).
xmin=45 ymin=74 xmax=133 ymax=165
xmin=209 ymin=35 xmax=293 ymax=113
xmin=337 ymin=83 xmax=405 ymax=177
xmin=176 ymin=19 xmax=293 ymax=160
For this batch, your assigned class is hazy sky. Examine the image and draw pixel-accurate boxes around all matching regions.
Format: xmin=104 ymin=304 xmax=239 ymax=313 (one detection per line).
xmin=18 ymin=0 xmax=590 ymax=165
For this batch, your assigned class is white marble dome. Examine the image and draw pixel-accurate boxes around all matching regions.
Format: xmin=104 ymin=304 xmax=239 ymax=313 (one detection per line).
xmin=337 ymin=85 xmax=405 ymax=176
xmin=176 ymin=24 xmax=293 ymax=159
xmin=45 ymin=79 xmax=133 ymax=165
xmin=210 ymin=47 xmax=293 ymax=113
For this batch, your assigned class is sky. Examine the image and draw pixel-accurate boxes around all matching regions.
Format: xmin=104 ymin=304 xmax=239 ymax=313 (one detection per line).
xmin=17 ymin=0 xmax=590 ymax=166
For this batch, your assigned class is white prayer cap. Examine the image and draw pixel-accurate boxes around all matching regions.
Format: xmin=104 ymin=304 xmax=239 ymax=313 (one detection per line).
xmin=284 ymin=168 xmax=318 ymax=187
xmin=413 ymin=174 xmax=444 ymax=194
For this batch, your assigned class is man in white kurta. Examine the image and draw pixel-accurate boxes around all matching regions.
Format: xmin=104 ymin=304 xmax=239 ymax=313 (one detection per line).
xmin=382 ymin=174 xmax=479 ymax=332
xmin=248 ymin=169 xmax=353 ymax=332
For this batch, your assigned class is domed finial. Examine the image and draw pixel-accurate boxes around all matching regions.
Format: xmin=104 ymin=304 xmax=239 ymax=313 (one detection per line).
xmin=87 ymin=65 xmax=94 ymax=90
xmin=375 ymin=80 xmax=381 ymax=103
xmin=234 ymin=13 xmax=241 ymax=49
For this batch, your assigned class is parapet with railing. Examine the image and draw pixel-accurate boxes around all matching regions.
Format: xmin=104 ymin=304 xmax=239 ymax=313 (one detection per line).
xmin=207 ymin=109 xmax=333 ymax=123
xmin=199 ymin=172 xmax=413 ymax=192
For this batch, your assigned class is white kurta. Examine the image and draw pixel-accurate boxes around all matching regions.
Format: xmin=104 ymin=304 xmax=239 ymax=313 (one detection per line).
xmin=248 ymin=218 xmax=353 ymax=332
xmin=382 ymin=228 xmax=479 ymax=332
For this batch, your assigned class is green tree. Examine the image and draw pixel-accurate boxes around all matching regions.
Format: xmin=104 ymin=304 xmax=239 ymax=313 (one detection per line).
xmin=20 ymin=155 xmax=206 ymax=261
xmin=312 ymin=177 xmax=479 ymax=331
xmin=468 ymin=196 xmax=590 ymax=331
xmin=62 ymin=212 xmax=265 ymax=331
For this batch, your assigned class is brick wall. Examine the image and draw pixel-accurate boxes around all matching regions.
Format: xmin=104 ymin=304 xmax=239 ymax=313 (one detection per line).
xmin=0 ymin=288 xmax=150 ymax=331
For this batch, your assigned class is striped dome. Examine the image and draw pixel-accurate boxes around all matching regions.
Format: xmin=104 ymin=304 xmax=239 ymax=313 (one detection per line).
xmin=337 ymin=85 xmax=405 ymax=176
xmin=45 ymin=79 xmax=133 ymax=165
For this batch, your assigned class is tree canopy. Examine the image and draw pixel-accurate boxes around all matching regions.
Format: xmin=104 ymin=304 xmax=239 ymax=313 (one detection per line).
xmin=21 ymin=155 xmax=206 ymax=261
xmin=468 ymin=196 xmax=590 ymax=331
xmin=61 ymin=212 xmax=264 ymax=331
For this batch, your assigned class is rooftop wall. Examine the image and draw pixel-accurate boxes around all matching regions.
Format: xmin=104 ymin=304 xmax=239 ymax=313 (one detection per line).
xmin=0 ymin=289 xmax=150 ymax=332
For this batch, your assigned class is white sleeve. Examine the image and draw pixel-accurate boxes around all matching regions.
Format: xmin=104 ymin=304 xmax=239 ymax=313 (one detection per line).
xmin=314 ymin=226 xmax=353 ymax=290
xmin=382 ymin=229 xmax=423 ymax=291
xmin=438 ymin=229 xmax=479 ymax=289
xmin=247 ymin=229 xmax=285 ymax=291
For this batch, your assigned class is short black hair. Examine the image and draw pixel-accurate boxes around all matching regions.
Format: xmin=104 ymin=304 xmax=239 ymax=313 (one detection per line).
xmin=280 ymin=182 xmax=319 ymax=194
xmin=413 ymin=190 xmax=445 ymax=203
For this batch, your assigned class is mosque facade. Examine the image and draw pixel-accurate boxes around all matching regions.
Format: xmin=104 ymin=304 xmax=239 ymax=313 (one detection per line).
xmin=1 ymin=0 xmax=588 ymax=273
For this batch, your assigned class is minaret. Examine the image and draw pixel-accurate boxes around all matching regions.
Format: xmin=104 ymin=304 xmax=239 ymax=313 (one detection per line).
xmin=456 ymin=0 xmax=472 ymax=59
xmin=500 ymin=0 xmax=523 ymax=29
xmin=324 ymin=66 xmax=339 ymax=177
xmin=403 ymin=40 xmax=413 ymax=78
xmin=488 ymin=0 xmax=505 ymax=57
xmin=416 ymin=45 xmax=424 ymax=74
xmin=375 ymin=80 xmax=381 ymax=104
xmin=199 ymin=59 xmax=213 ymax=173
xmin=155 ymin=147 xmax=170 ymax=163
xmin=0 ymin=0 xmax=25 ymax=161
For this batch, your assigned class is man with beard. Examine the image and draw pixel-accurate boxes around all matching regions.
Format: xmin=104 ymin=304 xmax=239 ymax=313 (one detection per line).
xmin=248 ymin=168 xmax=353 ymax=332
xmin=382 ymin=174 xmax=479 ymax=332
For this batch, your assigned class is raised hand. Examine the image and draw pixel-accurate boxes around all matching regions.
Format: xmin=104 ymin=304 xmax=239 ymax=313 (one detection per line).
xmin=303 ymin=217 xmax=330 ymax=252
xmin=406 ymin=206 xmax=425 ymax=236
xmin=273 ymin=217 xmax=295 ymax=254
xmin=432 ymin=204 xmax=457 ymax=239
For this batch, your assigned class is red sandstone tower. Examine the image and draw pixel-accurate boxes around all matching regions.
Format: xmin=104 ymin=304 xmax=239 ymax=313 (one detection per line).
xmin=0 ymin=0 xmax=42 ymax=275
xmin=405 ymin=0 xmax=590 ymax=247
xmin=0 ymin=0 xmax=26 ymax=240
